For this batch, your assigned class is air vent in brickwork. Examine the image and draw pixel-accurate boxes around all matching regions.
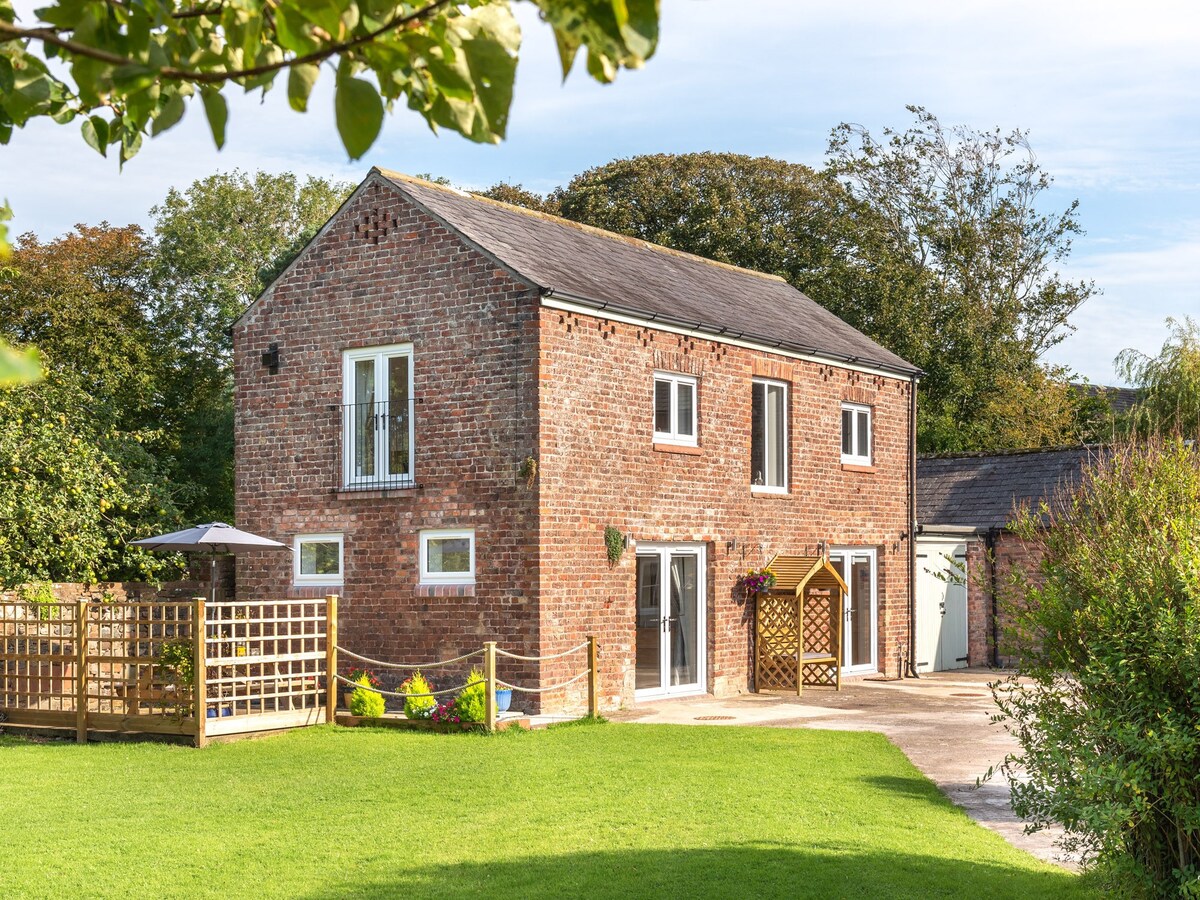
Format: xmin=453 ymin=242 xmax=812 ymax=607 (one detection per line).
xmin=357 ymin=208 xmax=400 ymax=245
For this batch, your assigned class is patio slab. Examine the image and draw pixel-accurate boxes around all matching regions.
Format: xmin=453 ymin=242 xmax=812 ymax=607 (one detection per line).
xmin=609 ymin=670 xmax=1077 ymax=870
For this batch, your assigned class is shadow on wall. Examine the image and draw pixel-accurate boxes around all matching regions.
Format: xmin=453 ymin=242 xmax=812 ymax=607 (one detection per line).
xmin=303 ymin=844 xmax=1081 ymax=900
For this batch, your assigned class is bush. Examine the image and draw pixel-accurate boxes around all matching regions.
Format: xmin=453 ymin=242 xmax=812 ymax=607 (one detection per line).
xmin=993 ymin=438 xmax=1200 ymax=896
xmin=349 ymin=675 xmax=385 ymax=719
xmin=454 ymin=667 xmax=486 ymax=723
xmin=401 ymin=670 xmax=436 ymax=720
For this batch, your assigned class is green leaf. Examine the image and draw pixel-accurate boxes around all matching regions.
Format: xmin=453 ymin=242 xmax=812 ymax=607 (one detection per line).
xmin=334 ymin=70 xmax=382 ymax=160
xmin=0 ymin=341 xmax=42 ymax=386
xmin=287 ymin=63 xmax=319 ymax=113
xmin=0 ymin=55 xmax=13 ymax=94
xmin=80 ymin=115 xmax=108 ymax=156
xmin=151 ymin=92 xmax=186 ymax=136
xmin=200 ymin=88 xmax=228 ymax=149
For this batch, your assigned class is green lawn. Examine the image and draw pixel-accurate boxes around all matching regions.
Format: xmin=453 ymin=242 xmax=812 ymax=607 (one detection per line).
xmin=0 ymin=722 xmax=1085 ymax=899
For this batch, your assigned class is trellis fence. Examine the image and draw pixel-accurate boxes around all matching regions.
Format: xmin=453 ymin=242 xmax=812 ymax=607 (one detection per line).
xmin=0 ymin=595 xmax=334 ymax=747
xmin=332 ymin=634 xmax=599 ymax=731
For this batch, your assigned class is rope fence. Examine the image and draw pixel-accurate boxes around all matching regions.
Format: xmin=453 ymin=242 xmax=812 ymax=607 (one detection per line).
xmin=331 ymin=634 xmax=599 ymax=728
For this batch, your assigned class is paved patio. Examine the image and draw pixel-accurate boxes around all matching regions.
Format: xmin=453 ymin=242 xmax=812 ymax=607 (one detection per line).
xmin=609 ymin=670 xmax=1076 ymax=869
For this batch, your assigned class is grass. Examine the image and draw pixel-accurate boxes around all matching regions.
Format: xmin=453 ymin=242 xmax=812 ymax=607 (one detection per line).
xmin=0 ymin=721 xmax=1087 ymax=899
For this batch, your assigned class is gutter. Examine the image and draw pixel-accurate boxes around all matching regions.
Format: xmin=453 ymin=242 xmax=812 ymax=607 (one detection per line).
xmin=541 ymin=287 xmax=923 ymax=381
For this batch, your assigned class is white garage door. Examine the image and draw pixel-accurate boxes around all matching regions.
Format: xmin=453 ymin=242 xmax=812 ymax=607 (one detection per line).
xmin=915 ymin=539 xmax=969 ymax=672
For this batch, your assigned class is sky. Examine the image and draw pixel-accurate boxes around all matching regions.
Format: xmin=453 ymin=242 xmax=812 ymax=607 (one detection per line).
xmin=4 ymin=0 xmax=1199 ymax=385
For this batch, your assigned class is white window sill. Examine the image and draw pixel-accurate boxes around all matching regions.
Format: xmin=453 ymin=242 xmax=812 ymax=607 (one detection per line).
xmin=419 ymin=579 xmax=476 ymax=587
xmin=841 ymin=457 xmax=873 ymax=467
xmin=750 ymin=486 xmax=789 ymax=496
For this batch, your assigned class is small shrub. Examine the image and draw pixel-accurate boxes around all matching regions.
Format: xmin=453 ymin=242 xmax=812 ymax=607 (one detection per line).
xmin=401 ymin=670 xmax=436 ymax=719
xmin=17 ymin=582 xmax=58 ymax=621
xmin=349 ymin=674 xmax=385 ymax=718
xmin=158 ymin=639 xmax=194 ymax=716
xmin=454 ymin=667 xmax=486 ymax=723
xmin=604 ymin=526 xmax=625 ymax=566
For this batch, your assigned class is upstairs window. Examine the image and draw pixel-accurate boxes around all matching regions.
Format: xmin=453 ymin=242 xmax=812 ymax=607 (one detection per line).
xmin=653 ymin=372 xmax=698 ymax=446
xmin=420 ymin=529 xmax=475 ymax=584
xmin=751 ymin=379 xmax=788 ymax=492
xmin=841 ymin=403 xmax=872 ymax=465
xmin=343 ymin=344 xmax=414 ymax=488
xmin=294 ymin=533 xmax=344 ymax=586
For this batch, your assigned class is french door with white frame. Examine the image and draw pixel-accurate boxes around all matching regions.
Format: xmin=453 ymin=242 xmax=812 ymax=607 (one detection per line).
xmin=829 ymin=548 xmax=877 ymax=673
xmin=342 ymin=344 xmax=415 ymax=488
xmin=634 ymin=543 xmax=706 ymax=699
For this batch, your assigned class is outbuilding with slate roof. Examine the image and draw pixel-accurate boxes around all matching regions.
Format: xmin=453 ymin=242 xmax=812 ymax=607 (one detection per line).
xmin=914 ymin=446 xmax=1101 ymax=672
xmin=233 ymin=169 xmax=920 ymax=712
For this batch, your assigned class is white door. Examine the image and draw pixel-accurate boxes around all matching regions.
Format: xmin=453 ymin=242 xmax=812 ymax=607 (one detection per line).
xmin=916 ymin=539 xmax=969 ymax=672
xmin=635 ymin=543 xmax=706 ymax=699
xmin=830 ymin=549 xmax=877 ymax=673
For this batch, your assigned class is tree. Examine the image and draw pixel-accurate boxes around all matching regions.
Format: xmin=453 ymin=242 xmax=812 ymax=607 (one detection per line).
xmin=828 ymin=107 xmax=1098 ymax=451
xmin=993 ymin=438 xmax=1200 ymax=894
xmin=0 ymin=376 xmax=182 ymax=587
xmin=0 ymin=203 xmax=39 ymax=385
xmin=478 ymin=181 xmax=560 ymax=214
xmin=0 ymin=224 xmax=158 ymax=418
xmin=1117 ymin=316 xmax=1200 ymax=438
xmin=0 ymin=0 xmax=659 ymax=164
xmin=149 ymin=170 xmax=353 ymax=521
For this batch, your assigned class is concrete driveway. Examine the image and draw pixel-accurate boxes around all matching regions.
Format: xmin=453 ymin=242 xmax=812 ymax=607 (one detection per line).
xmin=609 ymin=670 xmax=1075 ymax=869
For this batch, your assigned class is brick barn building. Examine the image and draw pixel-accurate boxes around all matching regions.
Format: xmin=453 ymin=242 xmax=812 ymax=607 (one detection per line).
xmin=233 ymin=170 xmax=921 ymax=712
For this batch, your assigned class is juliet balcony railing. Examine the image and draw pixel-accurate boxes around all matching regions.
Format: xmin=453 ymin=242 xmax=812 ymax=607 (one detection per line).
xmin=338 ymin=399 xmax=417 ymax=491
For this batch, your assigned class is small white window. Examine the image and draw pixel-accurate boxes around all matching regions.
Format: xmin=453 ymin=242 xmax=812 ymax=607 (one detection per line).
xmin=751 ymin=379 xmax=788 ymax=492
xmin=653 ymin=372 xmax=698 ymax=446
xmin=420 ymin=529 xmax=475 ymax=584
xmin=294 ymin=533 xmax=344 ymax=586
xmin=841 ymin=403 xmax=872 ymax=465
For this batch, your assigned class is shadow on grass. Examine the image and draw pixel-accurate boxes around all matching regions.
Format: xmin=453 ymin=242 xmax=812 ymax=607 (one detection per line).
xmin=308 ymin=844 xmax=1083 ymax=900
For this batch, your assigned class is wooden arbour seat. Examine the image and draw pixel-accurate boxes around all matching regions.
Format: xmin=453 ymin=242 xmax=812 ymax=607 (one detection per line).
xmin=754 ymin=554 xmax=847 ymax=695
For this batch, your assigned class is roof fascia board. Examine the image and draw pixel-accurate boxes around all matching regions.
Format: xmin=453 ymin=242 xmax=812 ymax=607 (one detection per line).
xmin=542 ymin=292 xmax=920 ymax=382
xmin=916 ymin=525 xmax=987 ymax=537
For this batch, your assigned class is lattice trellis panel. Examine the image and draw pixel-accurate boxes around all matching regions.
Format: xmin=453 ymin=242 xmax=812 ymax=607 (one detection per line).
xmin=0 ymin=600 xmax=81 ymax=720
xmin=756 ymin=594 xmax=800 ymax=690
xmin=203 ymin=600 xmax=326 ymax=728
xmin=801 ymin=588 xmax=838 ymax=688
xmin=86 ymin=601 xmax=194 ymax=717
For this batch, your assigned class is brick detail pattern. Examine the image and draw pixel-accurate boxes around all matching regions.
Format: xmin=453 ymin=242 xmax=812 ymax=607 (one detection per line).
xmin=235 ymin=178 xmax=916 ymax=713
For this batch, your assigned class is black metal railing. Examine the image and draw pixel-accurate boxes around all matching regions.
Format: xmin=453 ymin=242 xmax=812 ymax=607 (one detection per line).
xmin=338 ymin=399 xmax=417 ymax=490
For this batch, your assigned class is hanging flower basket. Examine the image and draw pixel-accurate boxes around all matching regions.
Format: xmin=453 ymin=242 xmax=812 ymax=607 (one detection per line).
xmin=740 ymin=567 xmax=777 ymax=596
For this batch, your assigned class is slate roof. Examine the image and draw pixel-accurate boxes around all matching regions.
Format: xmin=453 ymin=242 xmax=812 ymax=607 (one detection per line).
xmin=1071 ymin=383 xmax=1142 ymax=415
xmin=376 ymin=169 xmax=919 ymax=377
xmin=917 ymin=446 xmax=1105 ymax=530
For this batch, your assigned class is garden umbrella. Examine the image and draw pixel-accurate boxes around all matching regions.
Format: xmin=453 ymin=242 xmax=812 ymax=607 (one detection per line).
xmin=131 ymin=522 xmax=287 ymax=602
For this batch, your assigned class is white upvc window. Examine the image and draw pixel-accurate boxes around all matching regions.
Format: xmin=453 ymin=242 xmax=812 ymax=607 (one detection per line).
xmin=653 ymin=371 xmax=698 ymax=446
xmin=342 ymin=343 xmax=414 ymax=488
xmin=841 ymin=402 xmax=872 ymax=465
xmin=294 ymin=533 xmax=344 ymax=586
xmin=751 ymin=378 xmax=788 ymax=492
xmin=419 ymin=528 xmax=475 ymax=584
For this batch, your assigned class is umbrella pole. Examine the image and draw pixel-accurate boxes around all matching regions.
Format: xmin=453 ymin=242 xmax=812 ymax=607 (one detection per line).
xmin=210 ymin=555 xmax=217 ymax=605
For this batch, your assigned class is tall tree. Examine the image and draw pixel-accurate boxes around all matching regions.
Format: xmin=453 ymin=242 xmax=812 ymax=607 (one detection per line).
xmin=148 ymin=170 xmax=353 ymax=522
xmin=1117 ymin=316 xmax=1200 ymax=438
xmin=828 ymin=107 xmax=1098 ymax=451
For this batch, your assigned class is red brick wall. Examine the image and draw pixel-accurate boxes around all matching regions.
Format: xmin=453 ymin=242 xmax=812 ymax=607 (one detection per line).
xmin=965 ymin=532 xmax=1046 ymax=668
xmin=234 ymin=178 xmax=543 ymax=695
xmin=535 ymin=307 xmax=914 ymax=708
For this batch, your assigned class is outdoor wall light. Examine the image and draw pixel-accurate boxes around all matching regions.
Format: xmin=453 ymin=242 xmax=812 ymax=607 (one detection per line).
xmin=725 ymin=538 xmax=738 ymax=553
xmin=261 ymin=343 xmax=280 ymax=374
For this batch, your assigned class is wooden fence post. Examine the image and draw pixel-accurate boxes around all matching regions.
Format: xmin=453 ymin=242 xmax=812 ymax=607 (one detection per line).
xmin=587 ymin=635 xmax=598 ymax=718
xmin=483 ymin=641 xmax=497 ymax=732
xmin=325 ymin=594 xmax=338 ymax=725
xmin=192 ymin=597 xmax=207 ymax=749
xmin=75 ymin=599 xmax=88 ymax=744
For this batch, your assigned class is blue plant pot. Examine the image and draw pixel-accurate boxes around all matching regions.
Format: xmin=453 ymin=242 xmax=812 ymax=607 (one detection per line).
xmin=495 ymin=689 xmax=513 ymax=713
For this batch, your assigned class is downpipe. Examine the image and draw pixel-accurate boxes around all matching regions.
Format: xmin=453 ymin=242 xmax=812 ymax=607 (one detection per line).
xmin=907 ymin=376 xmax=921 ymax=679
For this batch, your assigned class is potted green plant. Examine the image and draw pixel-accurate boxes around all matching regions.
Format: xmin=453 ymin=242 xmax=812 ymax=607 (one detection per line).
xmin=495 ymin=684 xmax=513 ymax=713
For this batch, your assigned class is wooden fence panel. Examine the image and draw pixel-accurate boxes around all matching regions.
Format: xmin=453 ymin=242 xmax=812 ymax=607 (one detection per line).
xmin=0 ymin=599 xmax=81 ymax=716
xmin=85 ymin=600 xmax=195 ymax=717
